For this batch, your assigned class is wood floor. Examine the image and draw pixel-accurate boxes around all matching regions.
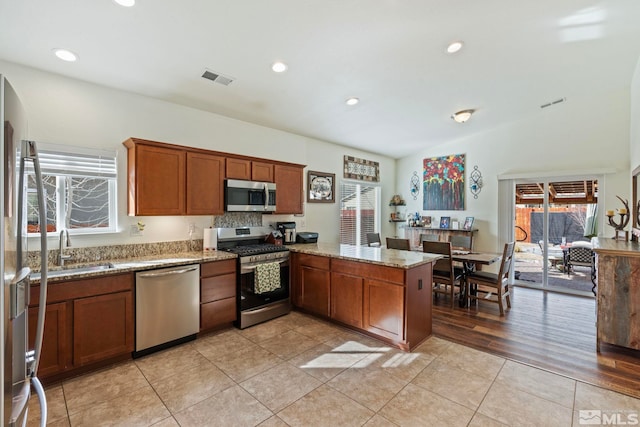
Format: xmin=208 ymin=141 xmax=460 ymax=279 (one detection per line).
xmin=432 ymin=285 xmax=640 ymax=399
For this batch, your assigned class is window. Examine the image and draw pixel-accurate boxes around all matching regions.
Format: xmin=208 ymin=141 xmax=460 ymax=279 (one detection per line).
xmin=25 ymin=143 xmax=117 ymax=234
xmin=339 ymin=181 xmax=381 ymax=245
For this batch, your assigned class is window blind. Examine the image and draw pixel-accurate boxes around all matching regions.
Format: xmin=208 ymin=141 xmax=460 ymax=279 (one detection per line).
xmin=25 ymin=142 xmax=117 ymax=178
xmin=339 ymin=182 xmax=380 ymax=246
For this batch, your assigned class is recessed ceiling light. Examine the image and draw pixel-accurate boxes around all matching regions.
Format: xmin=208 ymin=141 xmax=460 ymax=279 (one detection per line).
xmin=53 ymin=49 xmax=78 ymax=62
xmin=345 ymin=97 xmax=359 ymax=106
xmin=446 ymin=41 xmax=464 ymax=54
xmin=451 ymin=109 xmax=474 ymax=123
xmin=114 ymin=0 xmax=135 ymax=6
xmin=272 ymin=62 xmax=288 ymax=73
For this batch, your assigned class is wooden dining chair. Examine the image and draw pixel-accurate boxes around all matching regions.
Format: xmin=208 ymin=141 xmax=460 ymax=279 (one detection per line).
xmin=367 ymin=233 xmax=381 ymax=247
xmin=419 ymin=233 xmax=439 ymax=243
xmin=449 ymin=235 xmax=472 ymax=251
xmin=423 ymin=241 xmax=461 ymax=308
xmin=386 ymin=237 xmax=411 ymax=250
xmin=466 ymin=242 xmax=515 ymax=315
xmin=449 ymin=235 xmax=472 ymax=276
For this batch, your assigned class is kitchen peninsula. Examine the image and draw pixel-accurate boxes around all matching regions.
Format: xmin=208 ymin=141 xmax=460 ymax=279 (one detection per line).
xmin=289 ymin=243 xmax=440 ymax=351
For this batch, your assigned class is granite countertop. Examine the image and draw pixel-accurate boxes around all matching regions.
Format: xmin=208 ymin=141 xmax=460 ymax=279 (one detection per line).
xmin=30 ymin=242 xmax=441 ymax=284
xmin=287 ymin=243 xmax=442 ymax=268
xmin=31 ymin=250 xmax=237 ymax=284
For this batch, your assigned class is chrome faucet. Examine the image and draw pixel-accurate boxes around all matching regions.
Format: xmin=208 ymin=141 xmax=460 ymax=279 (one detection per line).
xmin=58 ymin=229 xmax=72 ymax=266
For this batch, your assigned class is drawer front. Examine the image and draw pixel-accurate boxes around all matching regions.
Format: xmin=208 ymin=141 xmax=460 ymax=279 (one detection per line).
xmin=332 ymin=259 xmax=404 ymax=284
xmin=201 ymin=298 xmax=236 ymax=330
xmin=30 ymin=273 xmax=134 ymax=306
xmin=201 ymin=259 xmax=236 ymax=277
xmin=296 ymin=253 xmax=330 ymax=270
xmin=201 ymin=273 xmax=236 ymax=303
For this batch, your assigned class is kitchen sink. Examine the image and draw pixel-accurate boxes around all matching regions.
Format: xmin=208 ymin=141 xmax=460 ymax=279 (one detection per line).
xmin=32 ymin=263 xmax=116 ymax=280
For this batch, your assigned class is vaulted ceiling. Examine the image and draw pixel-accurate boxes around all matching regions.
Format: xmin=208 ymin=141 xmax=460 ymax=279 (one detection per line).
xmin=1 ymin=1 xmax=640 ymax=158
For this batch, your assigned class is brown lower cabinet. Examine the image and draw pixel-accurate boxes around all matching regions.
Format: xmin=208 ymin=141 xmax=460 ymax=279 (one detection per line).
xmin=291 ymin=252 xmax=433 ymax=351
xmin=28 ymin=273 xmax=134 ymax=382
xmin=200 ymin=259 xmax=237 ymax=331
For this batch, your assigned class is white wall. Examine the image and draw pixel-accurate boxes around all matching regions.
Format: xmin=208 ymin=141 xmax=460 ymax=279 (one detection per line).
xmin=0 ymin=60 xmax=396 ymax=247
xmin=396 ymin=89 xmax=631 ymax=252
xmin=631 ymin=57 xmax=640 ymax=171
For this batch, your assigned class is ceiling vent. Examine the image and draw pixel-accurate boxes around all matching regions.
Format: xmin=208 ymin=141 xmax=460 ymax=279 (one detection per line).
xmin=540 ymin=97 xmax=566 ymax=109
xmin=202 ymin=69 xmax=234 ymax=86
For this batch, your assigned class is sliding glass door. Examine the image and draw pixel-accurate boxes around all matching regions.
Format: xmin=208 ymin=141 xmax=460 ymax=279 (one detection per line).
xmin=513 ymin=177 xmax=598 ymax=295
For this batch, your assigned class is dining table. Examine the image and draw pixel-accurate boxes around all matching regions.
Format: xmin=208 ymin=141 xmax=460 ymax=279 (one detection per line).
xmin=451 ymin=251 xmax=502 ymax=307
xmin=414 ymin=246 xmax=502 ymax=307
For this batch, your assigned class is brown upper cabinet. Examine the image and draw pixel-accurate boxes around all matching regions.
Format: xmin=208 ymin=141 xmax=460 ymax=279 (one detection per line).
xmin=124 ymin=140 xmax=186 ymax=216
xmin=226 ymin=158 xmax=274 ymax=182
xmin=275 ymin=164 xmax=304 ymax=214
xmin=186 ymin=152 xmax=225 ymax=215
xmin=251 ymin=161 xmax=274 ymax=182
xmin=124 ymin=137 xmax=305 ymax=216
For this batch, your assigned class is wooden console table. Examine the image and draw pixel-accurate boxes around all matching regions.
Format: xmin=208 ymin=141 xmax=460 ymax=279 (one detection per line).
xmin=403 ymin=226 xmax=478 ymax=250
xmin=593 ymin=238 xmax=640 ymax=352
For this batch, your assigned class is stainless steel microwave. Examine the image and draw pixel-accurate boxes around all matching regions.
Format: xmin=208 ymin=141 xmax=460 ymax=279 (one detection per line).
xmin=225 ymin=179 xmax=277 ymax=212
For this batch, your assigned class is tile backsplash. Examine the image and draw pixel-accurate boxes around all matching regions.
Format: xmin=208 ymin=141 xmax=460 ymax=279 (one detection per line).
xmin=213 ymin=212 xmax=262 ymax=228
xmin=26 ymin=212 xmax=272 ymax=270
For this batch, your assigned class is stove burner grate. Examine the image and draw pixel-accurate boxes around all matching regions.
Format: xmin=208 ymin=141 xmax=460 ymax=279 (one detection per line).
xmin=225 ymin=244 xmax=289 ymax=256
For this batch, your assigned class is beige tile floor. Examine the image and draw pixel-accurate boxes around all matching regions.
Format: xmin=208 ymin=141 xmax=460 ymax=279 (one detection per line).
xmin=28 ymin=311 xmax=640 ymax=426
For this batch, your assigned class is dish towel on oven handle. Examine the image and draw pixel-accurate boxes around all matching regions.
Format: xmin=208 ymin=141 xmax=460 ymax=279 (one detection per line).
xmin=255 ymin=261 xmax=282 ymax=294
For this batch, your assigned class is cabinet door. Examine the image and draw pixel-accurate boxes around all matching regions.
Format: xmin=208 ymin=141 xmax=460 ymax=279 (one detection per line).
xmin=300 ymin=266 xmax=330 ymax=316
xmin=132 ymin=144 xmax=185 ymax=215
xmin=73 ymin=291 xmax=134 ymax=366
xmin=201 ymin=298 xmax=236 ymax=330
xmin=330 ymin=272 xmax=363 ymax=328
xmin=252 ymin=161 xmax=274 ymax=182
xmin=29 ymin=302 xmax=70 ymax=378
xmin=186 ymin=151 xmax=225 ymax=215
xmin=201 ymin=272 xmax=236 ymax=303
xmin=226 ymin=158 xmax=251 ymax=180
xmin=363 ymin=279 xmax=405 ymax=341
xmin=274 ymin=164 xmax=303 ymax=214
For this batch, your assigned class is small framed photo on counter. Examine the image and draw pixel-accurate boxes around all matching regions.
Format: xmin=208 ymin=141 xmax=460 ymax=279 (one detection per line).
xmin=463 ymin=216 xmax=474 ymax=230
xmin=439 ymin=216 xmax=450 ymax=229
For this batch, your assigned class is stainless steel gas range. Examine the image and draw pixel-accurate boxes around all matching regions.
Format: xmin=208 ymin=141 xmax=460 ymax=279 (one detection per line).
xmin=218 ymin=227 xmax=290 ymax=329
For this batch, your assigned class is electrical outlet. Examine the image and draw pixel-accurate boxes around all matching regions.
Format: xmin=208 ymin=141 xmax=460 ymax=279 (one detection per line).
xmin=188 ymin=222 xmax=196 ymax=234
xmin=300 ymin=219 xmax=306 ymax=228
xmin=130 ymin=224 xmax=143 ymax=236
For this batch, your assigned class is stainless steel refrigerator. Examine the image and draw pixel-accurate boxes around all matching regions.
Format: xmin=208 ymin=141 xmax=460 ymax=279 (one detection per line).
xmin=2 ymin=75 xmax=49 ymax=425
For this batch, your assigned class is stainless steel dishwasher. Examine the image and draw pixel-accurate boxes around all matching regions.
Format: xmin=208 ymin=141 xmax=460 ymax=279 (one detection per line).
xmin=135 ymin=264 xmax=200 ymax=356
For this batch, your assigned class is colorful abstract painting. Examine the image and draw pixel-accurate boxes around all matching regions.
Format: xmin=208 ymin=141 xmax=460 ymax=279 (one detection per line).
xmin=423 ymin=154 xmax=465 ymax=210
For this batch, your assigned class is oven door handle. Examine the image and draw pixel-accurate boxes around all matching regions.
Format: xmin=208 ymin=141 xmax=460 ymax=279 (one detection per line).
xmin=241 ymin=258 xmax=288 ymax=273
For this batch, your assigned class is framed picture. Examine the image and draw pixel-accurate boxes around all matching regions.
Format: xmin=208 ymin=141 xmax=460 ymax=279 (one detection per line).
xmin=343 ymin=155 xmax=380 ymax=182
xmin=463 ymin=216 xmax=474 ymax=230
xmin=307 ymin=170 xmax=335 ymax=203
xmin=422 ymin=216 xmax=432 ymax=228
xmin=423 ymin=153 xmax=465 ymax=210
xmin=439 ymin=216 xmax=450 ymax=229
